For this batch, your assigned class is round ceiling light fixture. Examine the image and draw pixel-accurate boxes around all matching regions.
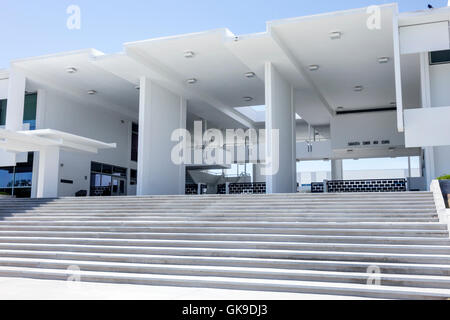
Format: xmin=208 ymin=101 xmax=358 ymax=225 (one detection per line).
xmin=308 ymin=65 xmax=320 ymax=71
xmin=184 ymin=51 xmax=195 ymax=58
xmin=186 ymin=78 xmax=198 ymax=84
xmin=378 ymin=57 xmax=390 ymax=64
xmin=66 ymin=66 xmax=78 ymax=74
xmin=243 ymin=96 xmax=253 ymax=102
xmin=353 ymin=85 xmax=364 ymax=92
xmin=87 ymin=90 xmax=97 ymax=95
xmin=245 ymin=72 xmax=256 ymax=78
xmin=329 ymin=31 xmax=342 ymax=40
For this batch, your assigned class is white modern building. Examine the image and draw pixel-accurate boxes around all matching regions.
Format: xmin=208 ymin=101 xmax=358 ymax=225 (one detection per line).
xmin=1 ymin=3 xmax=450 ymax=198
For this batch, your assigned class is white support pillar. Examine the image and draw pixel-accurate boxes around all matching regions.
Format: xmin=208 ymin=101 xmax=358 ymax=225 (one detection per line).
xmin=252 ymin=163 xmax=265 ymax=183
xmin=419 ymin=52 xmax=436 ymax=188
xmin=36 ymin=146 xmax=60 ymax=198
xmin=0 ymin=68 xmax=26 ymax=167
xmin=137 ymin=77 xmax=187 ymax=195
xmin=31 ymin=89 xmax=47 ymax=198
xmin=5 ymin=67 xmax=26 ymax=132
xmin=331 ymin=159 xmax=344 ymax=180
xmin=265 ymin=62 xmax=297 ymax=194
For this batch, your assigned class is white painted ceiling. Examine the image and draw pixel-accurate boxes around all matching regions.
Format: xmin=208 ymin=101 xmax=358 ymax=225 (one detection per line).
xmin=14 ymin=50 xmax=139 ymax=118
xmin=10 ymin=3 xmax=425 ymax=129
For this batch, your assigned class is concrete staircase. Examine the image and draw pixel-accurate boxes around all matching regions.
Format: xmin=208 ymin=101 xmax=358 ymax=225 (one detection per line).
xmin=0 ymin=192 xmax=449 ymax=299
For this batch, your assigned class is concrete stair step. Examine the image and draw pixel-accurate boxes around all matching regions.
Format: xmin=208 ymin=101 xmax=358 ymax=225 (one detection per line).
xmin=2 ymin=257 xmax=450 ymax=290
xmin=0 ymin=231 xmax=448 ymax=245
xmin=0 ymin=202 xmax=436 ymax=208
xmin=0 ymin=226 xmax=446 ymax=237
xmin=0 ymin=192 xmax=432 ymax=201
xmin=0 ymin=212 xmax=439 ymax=218
xmin=0 ymin=192 xmax=446 ymax=299
xmin=0 ymin=265 xmax=448 ymax=299
xmin=0 ymin=221 xmax=445 ymax=230
xmin=0 ymin=207 xmax=437 ymax=213
xmin=1 ymin=250 xmax=449 ymax=276
xmin=1 ymin=237 xmax=450 ymax=254
xmin=1 ymin=244 xmax=450 ymax=264
xmin=1 ymin=216 xmax=439 ymax=222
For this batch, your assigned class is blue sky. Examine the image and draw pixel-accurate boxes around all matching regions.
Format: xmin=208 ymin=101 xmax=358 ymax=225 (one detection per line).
xmin=0 ymin=0 xmax=448 ymax=69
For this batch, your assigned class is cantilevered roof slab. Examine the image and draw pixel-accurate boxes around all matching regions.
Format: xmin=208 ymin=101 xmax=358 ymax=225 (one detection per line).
xmin=11 ymin=49 xmax=139 ymax=119
xmin=92 ymin=52 xmax=252 ymax=129
xmin=267 ymin=4 xmax=398 ymax=113
xmin=0 ymin=128 xmax=116 ymax=154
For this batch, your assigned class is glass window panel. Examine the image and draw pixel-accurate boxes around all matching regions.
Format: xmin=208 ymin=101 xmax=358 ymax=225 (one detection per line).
xmin=23 ymin=94 xmax=37 ymax=130
xmin=13 ymin=188 xmax=31 ymax=198
xmin=0 ymin=100 xmax=6 ymax=126
xmin=101 ymin=175 xmax=112 ymax=187
xmin=0 ymin=167 xmax=14 ymax=188
xmin=113 ymin=166 xmax=127 ymax=177
xmin=102 ymin=165 xmax=113 ymax=174
xmin=131 ymin=132 xmax=138 ymax=162
xmin=91 ymin=174 xmax=102 ymax=187
xmin=14 ymin=171 xmax=32 ymax=187
xmin=91 ymin=162 xmax=102 ymax=173
xmin=430 ymin=50 xmax=450 ymax=65
xmin=112 ymin=179 xmax=119 ymax=193
xmin=0 ymin=188 xmax=13 ymax=196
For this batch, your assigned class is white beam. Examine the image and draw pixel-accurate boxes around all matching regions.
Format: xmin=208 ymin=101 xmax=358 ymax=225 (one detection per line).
xmin=125 ymin=47 xmax=254 ymax=129
xmin=269 ymin=29 xmax=335 ymax=116
xmin=265 ymin=62 xmax=297 ymax=194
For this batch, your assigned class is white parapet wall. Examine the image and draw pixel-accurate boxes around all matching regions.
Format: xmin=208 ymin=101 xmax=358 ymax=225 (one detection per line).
xmin=430 ymin=180 xmax=449 ymax=233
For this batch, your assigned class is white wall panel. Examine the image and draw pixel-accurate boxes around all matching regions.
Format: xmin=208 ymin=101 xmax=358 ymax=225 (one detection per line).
xmin=400 ymin=22 xmax=450 ymax=55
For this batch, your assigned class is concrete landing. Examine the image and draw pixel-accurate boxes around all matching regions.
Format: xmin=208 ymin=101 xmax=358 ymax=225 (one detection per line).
xmin=0 ymin=277 xmax=374 ymax=300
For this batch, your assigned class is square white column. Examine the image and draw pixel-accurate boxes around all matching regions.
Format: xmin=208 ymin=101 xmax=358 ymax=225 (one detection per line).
xmin=5 ymin=67 xmax=26 ymax=132
xmin=265 ymin=62 xmax=297 ymax=194
xmin=137 ymin=77 xmax=187 ymax=195
xmin=36 ymin=146 xmax=60 ymax=198
xmin=0 ymin=68 xmax=26 ymax=167
xmin=331 ymin=159 xmax=344 ymax=180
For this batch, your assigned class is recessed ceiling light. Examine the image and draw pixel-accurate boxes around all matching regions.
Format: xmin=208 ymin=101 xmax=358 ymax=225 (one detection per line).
xmin=186 ymin=78 xmax=197 ymax=84
xmin=337 ymin=106 xmax=344 ymax=110
xmin=66 ymin=67 xmax=78 ymax=74
xmin=308 ymin=65 xmax=320 ymax=71
xmin=353 ymin=85 xmax=364 ymax=92
xmin=184 ymin=51 xmax=195 ymax=58
xmin=87 ymin=90 xmax=97 ymax=95
xmin=378 ymin=57 xmax=390 ymax=64
xmin=243 ymin=97 xmax=253 ymax=102
xmin=245 ymin=72 xmax=256 ymax=78
xmin=329 ymin=31 xmax=342 ymax=40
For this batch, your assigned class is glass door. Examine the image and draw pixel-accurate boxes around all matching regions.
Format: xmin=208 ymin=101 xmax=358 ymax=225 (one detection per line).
xmin=111 ymin=177 xmax=126 ymax=196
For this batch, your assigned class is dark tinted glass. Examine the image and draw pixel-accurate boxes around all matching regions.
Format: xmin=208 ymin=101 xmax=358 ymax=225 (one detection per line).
xmin=430 ymin=50 xmax=450 ymax=64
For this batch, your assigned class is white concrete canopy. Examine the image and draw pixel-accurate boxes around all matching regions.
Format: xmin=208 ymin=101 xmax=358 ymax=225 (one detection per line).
xmin=0 ymin=128 xmax=116 ymax=198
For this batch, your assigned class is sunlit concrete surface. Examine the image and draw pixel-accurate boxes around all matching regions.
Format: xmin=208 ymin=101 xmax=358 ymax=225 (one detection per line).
xmin=0 ymin=277 xmax=375 ymax=300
